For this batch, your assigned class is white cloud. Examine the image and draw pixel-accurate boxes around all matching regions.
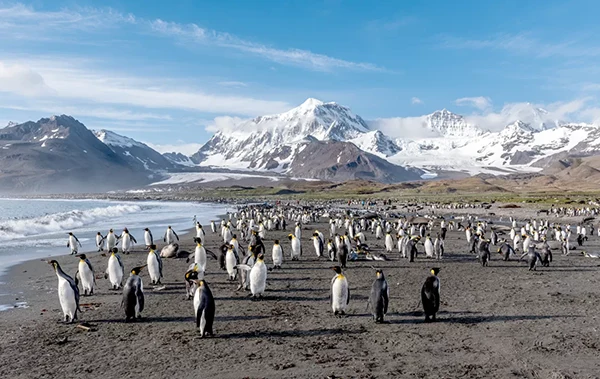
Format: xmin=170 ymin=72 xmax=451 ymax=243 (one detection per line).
xmin=218 ymin=81 xmax=248 ymax=87
xmin=0 ymin=62 xmax=54 ymax=96
xmin=439 ymin=33 xmax=600 ymax=59
xmin=455 ymin=96 xmax=492 ymax=111
xmin=205 ymin=116 xmax=248 ymax=133
xmin=146 ymin=142 xmax=203 ymax=156
xmin=0 ymin=59 xmax=290 ymax=117
xmin=0 ymin=4 xmax=382 ymax=72
xmin=150 ymin=19 xmax=384 ymax=72
xmin=369 ymin=116 xmax=440 ymax=139
xmin=411 ymin=97 xmax=423 ymax=105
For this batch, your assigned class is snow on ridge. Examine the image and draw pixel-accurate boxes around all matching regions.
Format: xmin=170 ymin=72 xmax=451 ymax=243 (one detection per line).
xmin=93 ymin=129 xmax=145 ymax=148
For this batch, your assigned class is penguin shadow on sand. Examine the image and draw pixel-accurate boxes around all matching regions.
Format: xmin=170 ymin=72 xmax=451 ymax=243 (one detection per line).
xmin=94 ymin=315 xmax=195 ymax=324
xmin=382 ymin=311 xmax=580 ymax=325
xmin=215 ymin=327 xmax=365 ymax=340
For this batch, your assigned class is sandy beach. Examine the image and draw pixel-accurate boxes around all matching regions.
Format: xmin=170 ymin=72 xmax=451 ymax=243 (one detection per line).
xmin=0 ymin=204 xmax=599 ymax=379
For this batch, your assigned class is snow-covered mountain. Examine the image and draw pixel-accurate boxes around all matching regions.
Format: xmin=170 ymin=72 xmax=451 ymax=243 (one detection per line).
xmin=93 ymin=129 xmax=176 ymax=171
xmin=189 ymin=98 xmax=600 ymax=178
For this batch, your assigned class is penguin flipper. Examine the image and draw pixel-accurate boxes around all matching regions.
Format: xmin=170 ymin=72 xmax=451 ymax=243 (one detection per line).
xmin=137 ymin=287 xmax=145 ymax=313
xmin=235 ymin=264 xmax=252 ymax=271
xmin=205 ymin=250 xmax=218 ymax=260
xmin=346 ymin=286 xmax=350 ymax=305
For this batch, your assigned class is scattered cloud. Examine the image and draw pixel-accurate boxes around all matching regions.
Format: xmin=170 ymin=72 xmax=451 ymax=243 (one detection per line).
xmin=150 ymin=19 xmax=385 ymax=72
xmin=146 ymin=142 xmax=204 ymax=155
xmin=0 ymin=4 xmax=384 ymax=73
xmin=218 ymin=81 xmax=248 ymax=87
xmin=0 ymin=59 xmax=290 ymax=117
xmin=368 ymin=117 xmax=439 ymax=139
xmin=411 ymin=97 xmax=423 ymax=105
xmin=439 ymin=32 xmax=600 ymax=59
xmin=455 ymin=96 xmax=492 ymax=111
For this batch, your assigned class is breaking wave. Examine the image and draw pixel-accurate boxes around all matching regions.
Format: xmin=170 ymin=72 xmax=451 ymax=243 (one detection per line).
xmin=0 ymin=204 xmax=142 ymax=241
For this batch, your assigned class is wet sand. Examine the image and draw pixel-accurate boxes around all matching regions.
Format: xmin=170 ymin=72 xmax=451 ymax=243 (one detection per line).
xmin=0 ymin=206 xmax=599 ymax=379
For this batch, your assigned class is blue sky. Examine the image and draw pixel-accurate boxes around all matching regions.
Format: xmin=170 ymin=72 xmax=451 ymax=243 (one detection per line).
xmin=0 ymin=0 xmax=599 ymax=153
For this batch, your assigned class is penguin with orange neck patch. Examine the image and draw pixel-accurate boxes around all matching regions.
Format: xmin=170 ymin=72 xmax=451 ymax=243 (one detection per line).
xmin=330 ymin=266 xmax=350 ymax=316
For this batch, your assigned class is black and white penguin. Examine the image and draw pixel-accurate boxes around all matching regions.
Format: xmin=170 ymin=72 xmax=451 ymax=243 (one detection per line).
xmin=312 ymin=232 xmax=324 ymax=257
xmin=147 ymin=244 xmax=163 ymax=285
xmin=421 ymin=268 xmax=440 ymax=322
xmin=144 ymin=228 xmax=154 ymax=249
xmin=272 ymin=239 xmax=284 ymax=269
xmin=163 ymin=226 xmax=179 ymax=244
xmin=123 ymin=265 xmax=145 ymax=322
xmin=288 ymin=234 xmax=301 ymax=261
xmin=105 ymin=247 xmax=124 ymax=290
xmin=95 ymin=232 xmax=105 ymax=252
xmin=193 ymin=280 xmax=216 ymax=337
xmin=67 ymin=232 xmax=82 ymax=255
xmin=368 ymin=269 xmax=389 ymax=323
xmin=237 ymin=253 xmax=268 ymax=298
xmin=520 ymin=245 xmax=542 ymax=271
xmin=76 ymin=254 xmax=95 ymax=295
xmin=48 ymin=260 xmax=80 ymax=323
xmin=330 ymin=266 xmax=350 ymax=316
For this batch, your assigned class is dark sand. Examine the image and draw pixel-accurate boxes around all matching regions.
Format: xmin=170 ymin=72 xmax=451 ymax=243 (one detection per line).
xmin=1 ymin=206 xmax=599 ymax=379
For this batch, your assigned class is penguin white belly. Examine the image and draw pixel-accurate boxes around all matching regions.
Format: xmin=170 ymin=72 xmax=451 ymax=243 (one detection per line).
xmin=122 ymin=237 xmax=131 ymax=252
xmin=225 ymin=251 xmax=236 ymax=279
xmin=295 ymin=227 xmax=301 ymax=239
xmin=385 ymin=235 xmax=393 ymax=252
xmin=144 ymin=233 xmax=152 ymax=246
xmin=195 ymin=246 xmax=207 ymax=272
xmin=107 ymin=257 xmax=122 ymax=288
xmin=78 ymin=262 xmax=94 ymax=293
xmin=331 ymin=277 xmax=348 ymax=312
xmin=58 ymin=278 xmax=76 ymax=320
xmin=147 ymin=254 xmax=160 ymax=283
xmin=250 ymin=263 xmax=267 ymax=295
xmin=272 ymin=246 xmax=283 ymax=266
xmin=425 ymin=240 xmax=434 ymax=258
xmin=107 ymin=235 xmax=116 ymax=249
xmin=291 ymin=239 xmax=301 ymax=258
xmin=313 ymin=238 xmax=321 ymax=257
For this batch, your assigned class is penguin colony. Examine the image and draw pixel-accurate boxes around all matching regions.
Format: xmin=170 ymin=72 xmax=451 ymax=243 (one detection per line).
xmin=48 ymin=205 xmax=597 ymax=332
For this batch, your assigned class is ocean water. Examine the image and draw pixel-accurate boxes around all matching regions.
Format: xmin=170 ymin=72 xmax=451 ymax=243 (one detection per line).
xmin=0 ymin=198 xmax=227 ymax=311
xmin=0 ymin=198 xmax=227 ymax=274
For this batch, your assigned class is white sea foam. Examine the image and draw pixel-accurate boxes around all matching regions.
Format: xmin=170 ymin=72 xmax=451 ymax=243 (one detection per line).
xmin=0 ymin=204 xmax=142 ymax=241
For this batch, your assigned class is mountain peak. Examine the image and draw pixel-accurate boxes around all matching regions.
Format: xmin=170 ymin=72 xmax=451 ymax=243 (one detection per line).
xmin=299 ymin=98 xmax=325 ymax=109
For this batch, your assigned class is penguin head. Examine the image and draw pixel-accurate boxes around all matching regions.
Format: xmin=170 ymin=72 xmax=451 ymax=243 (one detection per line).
xmin=109 ymin=229 xmax=114 ymax=233
xmin=287 ymin=234 xmax=294 ymax=240
xmin=430 ymin=267 xmax=441 ymax=276
xmin=76 ymin=254 xmax=87 ymax=260
xmin=131 ymin=265 xmax=146 ymax=275
xmin=149 ymin=244 xmax=157 ymax=251
xmin=97 ymin=232 xmax=101 ymax=235
xmin=257 ymin=253 xmax=265 ymax=261
xmin=194 ymin=237 xmax=202 ymax=245
xmin=331 ymin=266 xmax=343 ymax=275
xmin=111 ymin=247 xmax=119 ymax=254
xmin=144 ymin=228 xmax=149 ymax=231
xmin=274 ymin=239 xmax=280 ymax=245
xmin=48 ymin=260 xmax=59 ymax=270
xmin=168 ymin=226 xmax=172 ymax=229
xmin=67 ymin=232 xmax=73 ymax=236
xmin=375 ymin=269 xmax=384 ymax=279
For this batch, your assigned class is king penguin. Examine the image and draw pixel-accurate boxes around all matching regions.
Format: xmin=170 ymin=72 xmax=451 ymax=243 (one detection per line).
xmin=193 ymin=279 xmax=216 ymax=337
xmin=272 ymin=239 xmax=284 ymax=269
xmin=330 ymin=266 xmax=350 ymax=316
xmin=105 ymin=247 xmax=124 ymax=290
xmin=67 ymin=232 xmax=82 ymax=255
xmin=123 ymin=265 xmax=145 ymax=322
xmin=76 ymin=254 xmax=95 ymax=296
xmin=144 ymin=228 xmax=154 ymax=249
xmin=49 ymin=260 xmax=80 ymax=323
xmin=312 ymin=232 xmax=324 ymax=257
xmin=95 ymin=232 xmax=105 ymax=252
xmin=288 ymin=234 xmax=302 ymax=261
xmin=147 ymin=244 xmax=163 ymax=285
xmin=421 ymin=268 xmax=441 ymax=322
xmin=368 ymin=269 xmax=389 ymax=323
xmin=237 ymin=253 xmax=268 ymax=298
